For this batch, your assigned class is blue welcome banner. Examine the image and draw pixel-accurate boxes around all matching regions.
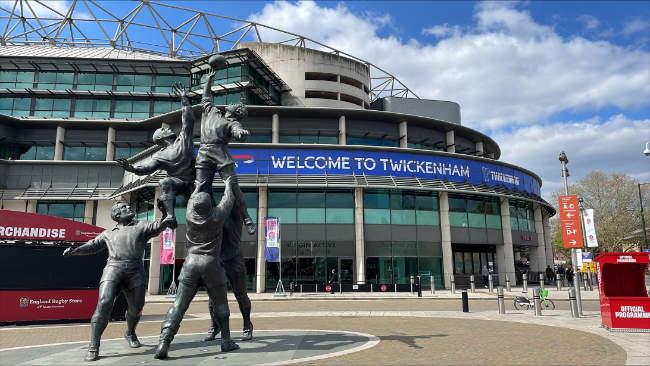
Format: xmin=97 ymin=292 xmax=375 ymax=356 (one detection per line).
xmin=226 ymin=147 xmax=542 ymax=196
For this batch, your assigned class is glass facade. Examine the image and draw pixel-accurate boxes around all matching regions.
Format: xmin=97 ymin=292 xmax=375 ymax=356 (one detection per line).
xmin=279 ymin=134 xmax=338 ymax=144
xmin=114 ymin=145 xmax=146 ymax=160
xmin=268 ymin=189 xmax=354 ymax=225
xmin=37 ymin=201 xmax=86 ymax=222
xmin=0 ymin=97 xmax=31 ymax=116
xmin=347 ymin=136 xmax=399 ymax=147
xmin=33 ymin=98 xmax=71 ymax=118
xmin=63 ymin=145 xmax=107 ymax=161
xmin=114 ymin=99 xmax=150 ymax=119
xmin=448 ymin=195 xmax=501 ymax=229
xmin=510 ymin=201 xmax=536 ymax=233
xmin=453 ymin=247 xmax=497 ymax=275
xmin=18 ymin=144 xmax=55 ymax=160
xmin=0 ymin=70 xmax=34 ymax=88
xmin=364 ymin=190 xmax=439 ymax=225
xmin=76 ymin=72 xmax=113 ymax=91
xmin=75 ymin=99 xmax=111 ymax=119
xmin=37 ymin=72 xmax=74 ymax=90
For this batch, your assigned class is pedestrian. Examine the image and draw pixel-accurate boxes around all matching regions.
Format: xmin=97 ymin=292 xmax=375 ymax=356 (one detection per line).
xmin=481 ymin=265 xmax=489 ymax=288
xmin=545 ymin=265 xmax=555 ymax=282
xmin=566 ymin=266 xmax=574 ymax=287
xmin=329 ymin=269 xmax=337 ymax=294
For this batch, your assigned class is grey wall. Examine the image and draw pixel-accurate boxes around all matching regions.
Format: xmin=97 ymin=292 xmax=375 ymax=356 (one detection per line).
xmin=371 ymin=97 xmax=461 ymax=124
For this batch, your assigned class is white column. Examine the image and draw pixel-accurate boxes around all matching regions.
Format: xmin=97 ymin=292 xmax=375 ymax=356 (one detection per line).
xmin=534 ymin=205 xmax=546 ymax=273
xmin=54 ymin=125 xmax=65 ymax=160
xmin=106 ymin=127 xmax=116 ymax=161
xmin=26 ymin=200 xmax=38 ymax=213
xmin=439 ymin=192 xmax=454 ymax=288
xmin=147 ymin=187 xmax=162 ymax=295
xmin=543 ymin=215 xmax=554 ymax=266
xmin=338 ymin=115 xmax=346 ymax=145
xmin=271 ymin=114 xmax=279 ymax=144
xmin=399 ymin=120 xmax=408 ymax=148
xmin=498 ymin=198 xmax=516 ymax=284
xmin=475 ymin=141 xmax=484 ymax=156
xmin=354 ymin=187 xmax=365 ymax=284
xmin=445 ymin=130 xmax=455 ymax=153
xmin=84 ymin=200 xmax=95 ymax=224
xmin=256 ymin=186 xmax=268 ymax=293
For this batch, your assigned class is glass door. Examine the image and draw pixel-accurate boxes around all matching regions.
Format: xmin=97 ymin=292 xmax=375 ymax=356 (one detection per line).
xmin=339 ymin=258 xmax=354 ymax=284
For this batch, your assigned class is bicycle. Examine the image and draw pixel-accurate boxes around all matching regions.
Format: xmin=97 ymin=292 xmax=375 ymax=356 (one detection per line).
xmin=513 ymin=287 xmax=555 ymax=310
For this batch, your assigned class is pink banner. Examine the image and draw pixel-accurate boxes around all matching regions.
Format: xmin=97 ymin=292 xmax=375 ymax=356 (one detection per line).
xmin=160 ymin=228 xmax=175 ymax=264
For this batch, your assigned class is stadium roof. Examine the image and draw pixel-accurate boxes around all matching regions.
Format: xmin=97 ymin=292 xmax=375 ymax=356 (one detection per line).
xmin=0 ymin=44 xmax=181 ymax=61
xmin=0 ymin=0 xmax=419 ymax=102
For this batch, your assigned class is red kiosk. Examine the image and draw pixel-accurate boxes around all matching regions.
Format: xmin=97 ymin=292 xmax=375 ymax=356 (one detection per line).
xmin=594 ymin=252 xmax=650 ymax=331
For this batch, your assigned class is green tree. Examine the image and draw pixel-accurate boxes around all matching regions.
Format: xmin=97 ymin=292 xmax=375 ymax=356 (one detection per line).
xmin=551 ymin=171 xmax=649 ymax=253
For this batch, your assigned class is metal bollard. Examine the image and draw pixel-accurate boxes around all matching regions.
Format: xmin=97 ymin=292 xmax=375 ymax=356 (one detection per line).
xmin=461 ymin=289 xmax=469 ymax=312
xmin=505 ymin=274 xmax=511 ymax=292
xmin=540 ymin=277 xmax=545 ymax=289
xmin=430 ymin=276 xmax=435 ymax=295
xmin=394 ymin=283 xmax=397 ymax=293
xmin=583 ymin=274 xmax=589 ymax=291
xmin=568 ymin=288 xmax=579 ymax=318
xmin=410 ymin=275 xmax=414 ymax=295
xmin=300 ymin=284 xmax=303 ymax=294
xmin=588 ymin=271 xmax=594 ymax=291
xmin=450 ymin=276 xmax=456 ymax=294
xmin=522 ymin=273 xmax=528 ymax=293
xmin=470 ymin=275 xmax=475 ymax=293
xmin=533 ymin=287 xmax=542 ymax=316
xmin=497 ymin=286 xmax=506 ymax=314
xmin=417 ymin=276 xmax=422 ymax=297
xmin=370 ymin=283 xmax=373 ymax=292
xmin=488 ymin=274 xmax=494 ymax=293
xmin=556 ymin=277 xmax=561 ymax=291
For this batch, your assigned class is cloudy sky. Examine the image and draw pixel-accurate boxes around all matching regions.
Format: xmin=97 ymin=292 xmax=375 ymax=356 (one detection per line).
xmin=3 ymin=0 xmax=649 ymax=200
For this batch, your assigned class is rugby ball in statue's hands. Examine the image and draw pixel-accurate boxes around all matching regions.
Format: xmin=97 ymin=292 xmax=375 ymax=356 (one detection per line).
xmin=208 ymin=54 xmax=227 ymax=69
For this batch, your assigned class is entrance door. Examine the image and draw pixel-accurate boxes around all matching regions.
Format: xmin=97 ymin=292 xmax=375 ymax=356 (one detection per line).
xmin=339 ymin=258 xmax=354 ymax=284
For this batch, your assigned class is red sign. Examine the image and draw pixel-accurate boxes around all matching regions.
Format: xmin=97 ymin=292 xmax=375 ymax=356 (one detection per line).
xmin=380 ymin=284 xmax=387 ymax=292
xmin=0 ymin=289 xmax=99 ymax=323
xmin=325 ymin=284 xmax=332 ymax=292
xmin=558 ymin=195 xmax=584 ymax=248
xmin=0 ymin=210 xmax=103 ymax=242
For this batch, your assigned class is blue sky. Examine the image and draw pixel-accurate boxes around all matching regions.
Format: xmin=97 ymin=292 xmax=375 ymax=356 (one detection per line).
xmin=2 ymin=0 xmax=649 ymax=199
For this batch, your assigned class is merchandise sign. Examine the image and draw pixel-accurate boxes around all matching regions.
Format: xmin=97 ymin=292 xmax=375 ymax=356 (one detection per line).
xmin=558 ymin=195 xmax=584 ymax=249
xmin=264 ymin=217 xmax=280 ymax=262
xmin=583 ymin=209 xmax=599 ymax=248
xmin=160 ymin=228 xmax=175 ymax=265
xmin=0 ymin=289 xmax=99 ymax=323
xmin=227 ymin=147 xmax=542 ymax=196
xmin=0 ymin=210 xmax=103 ymax=242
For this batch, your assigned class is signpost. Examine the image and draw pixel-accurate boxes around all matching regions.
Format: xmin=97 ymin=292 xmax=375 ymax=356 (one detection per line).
xmin=558 ymin=195 xmax=584 ymax=249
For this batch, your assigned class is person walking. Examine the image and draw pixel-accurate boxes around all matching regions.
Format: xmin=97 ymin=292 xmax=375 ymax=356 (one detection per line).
xmin=481 ymin=265 xmax=489 ymax=288
xmin=545 ymin=265 xmax=555 ymax=283
xmin=566 ymin=266 xmax=574 ymax=287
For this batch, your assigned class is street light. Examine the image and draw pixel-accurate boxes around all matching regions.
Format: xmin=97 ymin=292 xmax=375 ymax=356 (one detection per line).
xmin=558 ymin=151 xmax=583 ymax=316
xmin=643 ymin=141 xmax=650 ymax=157
xmin=640 ymin=183 xmax=649 ymax=251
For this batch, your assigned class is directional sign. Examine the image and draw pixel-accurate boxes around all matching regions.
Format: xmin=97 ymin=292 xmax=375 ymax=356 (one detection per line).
xmin=558 ymin=195 xmax=584 ymax=249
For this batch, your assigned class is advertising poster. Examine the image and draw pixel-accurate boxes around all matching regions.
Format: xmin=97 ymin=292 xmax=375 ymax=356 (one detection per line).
xmin=160 ymin=228 xmax=175 ymax=265
xmin=583 ymin=209 xmax=599 ymax=248
xmin=265 ymin=217 xmax=280 ymax=262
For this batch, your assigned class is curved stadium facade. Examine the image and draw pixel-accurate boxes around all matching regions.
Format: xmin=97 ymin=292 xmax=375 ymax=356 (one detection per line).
xmin=0 ymin=2 xmax=555 ymax=293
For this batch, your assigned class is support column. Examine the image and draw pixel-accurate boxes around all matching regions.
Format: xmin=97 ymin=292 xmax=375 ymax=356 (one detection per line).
xmin=497 ymin=198 xmax=516 ymax=284
xmin=445 ymin=130 xmax=455 ymax=153
xmin=439 ymin=192 xmax=454 ymax=288
xmin=256 ymin=186 xmax=268 ymax=293
xmin=26 ymin=200 xmax=38 ymax=213
xmin=84 ymin=200 xmax=95 ymax=224
xmin=533 ymin=205 xmax=546 ymax=273
xmin=106 ymin=127 xmax=116 ymax=161
xmin=147 ymin=187 xmax=162 ymax=295
xmin=338 ymin=115 xmax=346 ymax=145
xmin=543 ymin=215 xmax=554 ymax=266
xmin=399 ymin=120 xmax=408 ymax=148
xmin=54 ymin=125 xmax=65 ymax=160
xmin=271 ymin=114 xmax=279 ymax=144
xmin=354 ymin=187 xmax=365 ymax=284
xmin=475 ymin=141 xmax=484 ymax=157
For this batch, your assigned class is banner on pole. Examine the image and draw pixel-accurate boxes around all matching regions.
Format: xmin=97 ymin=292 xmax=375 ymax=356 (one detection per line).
xmin=265 ymin=217 xmax=280 ymax=262
xmin=160 ymin=227 xmax=175 ymax=265
xmin=558 ymin=195 xmax=584 ymax=249
xmin=583 ymin=209 xmax=599 ymax=248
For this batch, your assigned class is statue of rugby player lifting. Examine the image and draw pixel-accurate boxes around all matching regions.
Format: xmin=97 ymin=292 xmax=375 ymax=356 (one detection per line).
xmin=63 ymin=202 xmax=174 ymax=362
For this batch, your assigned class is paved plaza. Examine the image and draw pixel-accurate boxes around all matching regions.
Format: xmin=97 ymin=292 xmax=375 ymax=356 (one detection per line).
xmin=1 ymin=290 xmax=648 ymax=366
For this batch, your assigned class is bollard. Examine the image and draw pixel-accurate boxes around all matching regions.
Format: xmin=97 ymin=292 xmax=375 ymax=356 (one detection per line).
xmin=522 ymin=273 xmax=528 ymax=293
xmin=488 ymin=274 xmax=494 ymax=293
xmin=417 ymin=276 xmax=422 ymax=297
xmin=533 ymin=287 xmax=542 ymax=316
xmin=370 ymin=283 xmax=373 ymax=292
xmin=394 ymin=283 xmax=397 ymax=293
xmin=430 ymin=276 xmax=435 ymax=295
xmin=410 ymin=275 xmax=414 ymax=295
xmin=583 ymin=274 xmax=589 ymax=291
xmin=300 ymin=284 xmax=303 ymax=294
xmin=470 ymin=275 xmax=476 ymax=293
xmin=568 ymin=288 xmax=579 ymax=318
xmin=450 ymin=276 xmax=456 ymax=294
xmin=497 ymin=286 xmax=506 ymax=314
xmin=505 ymin=274 xmax=511 ymax=292
xmin=556 ymin=277 xmax=561 ymax=291
xmin=461 ymin=289 xmax=469 ymax=312
xmin=588 ymin=271 xmax=594 ymax=291
xmin=540 ymin=277 xmax=545 ymax=289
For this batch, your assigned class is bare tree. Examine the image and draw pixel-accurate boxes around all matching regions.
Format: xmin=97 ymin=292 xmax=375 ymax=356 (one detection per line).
xmin=551 ymin=171 xmax=650 ymax=253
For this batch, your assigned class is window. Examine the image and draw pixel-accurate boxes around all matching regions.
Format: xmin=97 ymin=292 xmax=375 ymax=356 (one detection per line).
xmin=154 ymin=75 xmax=190 ymax=93
xmin=114 ymin=145 xmax=146 ymax=160
xmin=114 ymin=100 xmax=151 ymax=119
xmin=63 ymin=145 xmax=107 ymax=161
xmin=510 ymin=202 xmax=536 ymax=233
xmin=37 ymin=72 xmax=74 ymax=90
xmin=212 ymin=91 xmax=242 ymax=105
xmin=37 ymin=201 xmax=85 ymax=222
xmin=0 ymin=97 xmax=31 ymax=117
xmin=347 ymin=136 xmax=399 ymax=147
xmin=116 ymin=74 xmax=152 ymax=92
xmin=33 ymin=98 xmax=71 ymax=117
xmin=449 ymin=195 xmax=501 ymax=229
xmin=18 ymin=144 xmax=55 ymax=160
xmin=268 ymin=189 xmax=354 ymax=225
xmin=365 ymin=190 xmax=439 ymax=226
xmin=76 ymin=73 xmax=113 ymax=91
xmin=153 ymin=100 xmax=177 ymax=116
xmin=0 ymin=70 xmax=34 ymax=88
xmin=279 ymin=133 xmax=338 ymax=144
xmin=365 ymin=241 xmax=443 ymax=285
xmin=75 ymin=99 xmax=111 ymax=119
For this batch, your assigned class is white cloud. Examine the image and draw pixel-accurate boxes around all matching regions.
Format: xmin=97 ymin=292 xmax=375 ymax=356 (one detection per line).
xmin=577 ymin=14 xmax=600 ymax=31
xmin=623 ymin=18 xmax=650 ymax=36
xmin=492 ymin=115 xmax=650 ymax=200
xmin=422 ymin=24 xmax=462 ymax=38
xmin=249 ymin=1 xmax=650 ymax=131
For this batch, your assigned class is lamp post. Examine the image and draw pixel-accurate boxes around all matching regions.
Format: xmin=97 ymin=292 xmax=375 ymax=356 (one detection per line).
xmin=559 ymin=151 xmax=583 ymax=316
xmin=639 ymin=183 xmax=649 ymax=251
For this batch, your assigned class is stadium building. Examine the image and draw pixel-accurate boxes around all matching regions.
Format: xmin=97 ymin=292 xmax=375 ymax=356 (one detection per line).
xmin=0 ymin=1 xmax=555 ymax=294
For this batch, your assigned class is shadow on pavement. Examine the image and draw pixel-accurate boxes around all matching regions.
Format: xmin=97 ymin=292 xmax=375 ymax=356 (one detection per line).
xmin=380 ymin=333 xmax=448 ymax=349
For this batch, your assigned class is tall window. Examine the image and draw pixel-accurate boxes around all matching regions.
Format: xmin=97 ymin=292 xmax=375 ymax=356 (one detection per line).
xmin=18 ymin=143 xmax=55 ymax=160
xmin=154 ymin=75 xmax=190 ymax=93
xmin=0 ymin=97 xmax=31 ymax=117
xmin=116 ymin=74 xmax=152 ymax=92
xmin=449 ymin=195 xmax=501 ymax=229
xmin=33 ymin=98 xmax=71 ymax=117
xmin=63 ymin=144 xmax=107 ymax=161
xmin=76 ymin=73 xmax=113 ymax=91
xmin=37 ymin=72 xmax=74 ymax=90
xmin=364 ymin=190 xmax=439 ymax=225
xmin=37 ymin=201 xmax=86 ymax=222
xmin=510 ymin=202 xmax=536 ymax=233
xmin=0 ymin=71 xmax=34 ymax=88
xmin=114 ymin=100 xmax=151 ymax=119
xmin=268 ymin=189 xmax=354 ymax=224
xmin=75 ymin=99 xmax=111 ymax=119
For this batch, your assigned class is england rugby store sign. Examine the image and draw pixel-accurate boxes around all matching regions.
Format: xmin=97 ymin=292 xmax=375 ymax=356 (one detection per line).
xmin=0 ymin=210 xmax=103 ymax=242
xmin=229 ymin=147 xmax=542 ymax=196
